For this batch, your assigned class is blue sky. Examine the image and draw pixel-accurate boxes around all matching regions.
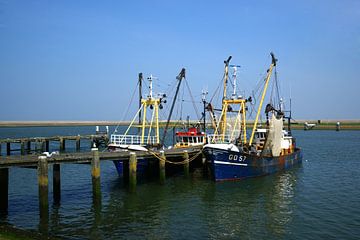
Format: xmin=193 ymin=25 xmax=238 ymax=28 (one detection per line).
xmin=0 ymin=0 xmax=359 ymax=121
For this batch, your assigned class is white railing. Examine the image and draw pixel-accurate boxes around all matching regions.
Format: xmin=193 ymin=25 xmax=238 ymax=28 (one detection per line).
xmin=207 ymin=134 xmax=234 ymax=144
xmin=110 ymin=134 xmax=157 ymax=145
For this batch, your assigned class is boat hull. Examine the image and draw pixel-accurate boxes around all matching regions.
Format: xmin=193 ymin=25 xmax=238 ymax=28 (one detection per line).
xmin=203 ymin=146 xmax=302 ymax=181
xmin=113 ymin=159 xmax=149 ymax=177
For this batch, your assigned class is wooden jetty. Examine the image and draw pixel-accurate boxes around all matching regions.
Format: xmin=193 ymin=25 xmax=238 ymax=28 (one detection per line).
xmin=0 ymin=133 xmax=109 ymax=155
xmin=0 ymin=143 xmax=203 ymax=219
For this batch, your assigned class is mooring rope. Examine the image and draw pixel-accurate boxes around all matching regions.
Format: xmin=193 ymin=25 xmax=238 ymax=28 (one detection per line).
xmin=147 ymin=148 xmax=203 ymax=165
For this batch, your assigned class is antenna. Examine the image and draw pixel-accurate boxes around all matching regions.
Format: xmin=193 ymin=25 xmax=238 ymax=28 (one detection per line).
xmin=147 ymin=74 xmax=158 ymax=99
xmin=201 ymin=89 xmax=208 ymax=102
xmin=229 ymin=65 xmax=241 ymax=99
xmin=201 ymin=89 xmax=208 ymax=132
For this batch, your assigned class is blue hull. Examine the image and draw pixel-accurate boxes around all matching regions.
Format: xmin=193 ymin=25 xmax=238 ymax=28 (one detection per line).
xmin=113 ymin=159 xmax=149 ymax=177
xmin=203 ymin=147 xmax=302 ymax=181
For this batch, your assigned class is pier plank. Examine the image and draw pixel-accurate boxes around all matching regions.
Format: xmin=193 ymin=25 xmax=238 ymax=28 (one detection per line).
xmin=0 ymin=147 xmax=202 ymax=168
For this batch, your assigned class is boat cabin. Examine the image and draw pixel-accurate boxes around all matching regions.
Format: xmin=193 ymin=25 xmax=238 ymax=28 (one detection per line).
xmin=175 ymin=127 xmax=206 ymax=148
xmin=254 ymin=128 xmax=294 ymax=155
xmin=254 ymin=128 xmax=267 ymax=151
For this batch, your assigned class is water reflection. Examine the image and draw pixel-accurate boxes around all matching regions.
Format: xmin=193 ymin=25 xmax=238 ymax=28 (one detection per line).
xmin=30 ymin=165 xmax=301 ymax=239
xmin=200 ymin=168 xmax=300 ymax=239
xmin=265 ymin=171 xmax=298 ymax=236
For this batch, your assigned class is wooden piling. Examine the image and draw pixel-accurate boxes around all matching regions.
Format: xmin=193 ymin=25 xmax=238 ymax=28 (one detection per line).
xmin=91 ymin=148 xmax=100 ymax=180
xmin=0 ymin=143 xmax=2 ymax=156
xmin=27 ymin=141 xmax=31 ymax=154
xmin=20 ymin=141 xmax=25 ymax=155
xmin=59 ymin=138 xmax=65 ymax=152
xmin=38 ymin=156 xmax=48 ymax=220
xmin=45 ymin=140 xmax=50 ymax=152
xmin=35 ymin=141 xmax=41 ymax=153
xmin=53 ymin=164 xmax=61 ymax=204
xmin=41 ymin=141 xmax=46 ymax=152
xmin=6 ymin=143 xmax=10 ymax=156
xmin=0 ymin=168 xmax=9 ymax=215
xmin=76 ymin=137 xmax=81 ymax=151
xmin=91 ymin=148 xmax=101 ymax=203
xmin=183 ymin=150 xmax=190 ymax=177
xmin=129 ymin=152 xmax=137 ymax=192
xmin=159 ymin=150 xmax=166 ymax=184
xmin=90 ymin=137 xmax=94 ymax=149
xmin=336 ymin=122 xmax=340 ymax=131
xmin=202 ymin=152 xmax=208 ymax=177
xmin=122 ymin=160 xmax=129 ymax=185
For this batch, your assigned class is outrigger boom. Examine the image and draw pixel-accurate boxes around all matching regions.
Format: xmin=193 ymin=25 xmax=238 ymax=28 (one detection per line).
xmin=248 ymin=52 xmax=277 ymax=146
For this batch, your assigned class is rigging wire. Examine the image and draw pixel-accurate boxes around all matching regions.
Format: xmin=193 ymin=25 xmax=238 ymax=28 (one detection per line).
xmin=113 ymin=80 xmax=139 ymax=133
xmin=184 ymin=78 xmax=201 ymax=120
xmin=274 ymin=67 xmax=281 ymax=109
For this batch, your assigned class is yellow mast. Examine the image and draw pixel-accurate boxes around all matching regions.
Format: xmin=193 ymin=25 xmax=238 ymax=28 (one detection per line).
xmin=248 ymin=52 xmax=277 ymax=146
xmin=241 ymin=101 xmax=247 ymax=144
xmin=140 ymin=98 xmax=160 ymax=145
xmin=141 ymin=100 xmax=147 ymax=144
xmin=155 ymin=101 xmax=159 ymax=144
xmin=140 ymin=74 xmax=161 ymax=145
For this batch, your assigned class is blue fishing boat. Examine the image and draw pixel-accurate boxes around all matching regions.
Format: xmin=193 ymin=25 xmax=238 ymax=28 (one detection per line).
xmin=203 ymin=53 xmax=302 ymax=181
xmin=108 ymin=70 xmax=186 ymax=176
xmin=107 ymin=73 xmax=166 ymax=176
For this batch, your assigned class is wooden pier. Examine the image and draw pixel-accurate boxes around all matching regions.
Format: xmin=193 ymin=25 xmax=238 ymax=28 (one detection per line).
xmin=0 ymin=144 xmax=203 ymax=218
xmin=0 ymin=134 xmax=109 ymax=155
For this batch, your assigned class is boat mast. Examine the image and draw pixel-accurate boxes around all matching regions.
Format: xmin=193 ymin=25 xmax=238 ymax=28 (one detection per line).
xmin=138 ymin=73 xmax=143 ymax=134
xmin=230 ymin=65 xmax=241 ymax=99
xmin=288 ymin=98 xmax=292 ymax=133
xmin=141 ymin=74 xmax=161 ymax=145
xmin=248 ymin=52 xmax=277 ymax=146
xmin=202 ymin=90 xmax=208 ymax=133
xmin=220 ymin=56 xmax=232 ymax=136
xmin=222 ymin=56 xmax=232 ymax=101
xmin=161 ymin=68 xmax=186 ymax=146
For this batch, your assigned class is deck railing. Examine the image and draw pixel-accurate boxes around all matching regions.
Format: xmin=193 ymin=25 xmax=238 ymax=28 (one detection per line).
xmin=110 ymin=134 xmax=157 ymax=145
xmin=207 ymin=134 xmax=234 ymax=144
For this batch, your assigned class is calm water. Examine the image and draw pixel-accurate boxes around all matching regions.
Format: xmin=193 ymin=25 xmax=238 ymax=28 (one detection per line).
xmin=0 ymin=127 xmax=359 ymax=239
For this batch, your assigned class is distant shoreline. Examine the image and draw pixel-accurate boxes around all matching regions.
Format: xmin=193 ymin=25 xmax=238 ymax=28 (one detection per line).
xmin=0 ymin=120 xmax=360 ymax=130
xmin=0 ymin=121 xmax=129 ymax=127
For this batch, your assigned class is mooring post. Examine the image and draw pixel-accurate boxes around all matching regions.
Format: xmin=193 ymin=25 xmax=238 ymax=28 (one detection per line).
xmin=129 ymin=152 xmax=137 ymax=192
xmin=336 ymin=122 xmax=341 ymax=131
xmin=38 ymin=156 xmax=49 ymax=221
xmin=0 ymin=168 xmax=9 ymax=215
xmin=35 ymin=140 xmax=41 ymax=153
xmin=20 ymin=141 xmax=25 ymax=155
xmin=27 ymin=141 xmax=31 ymax=154
xmin=202 ymin=152 xmax=208 ymax=177
xmin=41 ymin=141 xmax=46 ymax=152
xmin=91 ymin=148 xmax=101 ymax=204
xmin=59 ymin=138 xmax=65 ymax=152
xmin=76 ymin=137 xmax=81 ymax=151
xmin=45 ymin=140 xmax=50 ymax=152
xmin=159 ymin=150 xmax=166 ymax=184
xmin=53 ymin=164 xmax=61 ymax=204
xmin=90 ymin=137 xmax=95 ymax=149
xmin=183 ymin=150 xmax=190 ymax=177
xmin=0 ymin=143 xmax=2 ymax=156
xmin=6 ymin=143 xmax=10 ymax=156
